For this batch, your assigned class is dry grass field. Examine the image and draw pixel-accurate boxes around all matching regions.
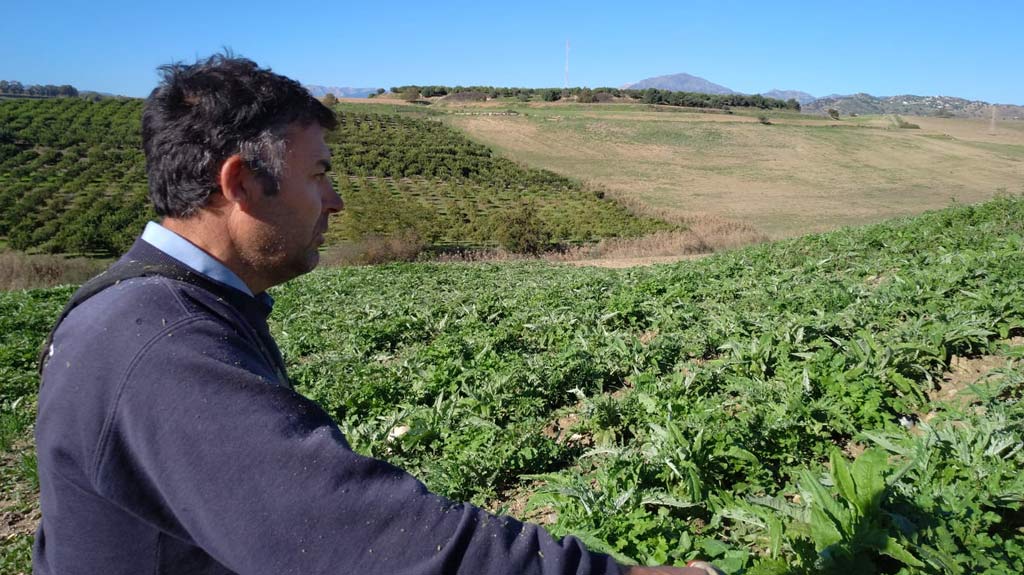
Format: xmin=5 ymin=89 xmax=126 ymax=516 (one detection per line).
xmin=441 ymin=102 xmax=1024 ymax=240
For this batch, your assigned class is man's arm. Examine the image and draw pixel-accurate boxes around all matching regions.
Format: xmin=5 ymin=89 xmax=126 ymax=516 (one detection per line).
xmin=623 ymin=563 xmax=724 ymax=575
xmin=91 ymin=317 xmax=622 ymax=575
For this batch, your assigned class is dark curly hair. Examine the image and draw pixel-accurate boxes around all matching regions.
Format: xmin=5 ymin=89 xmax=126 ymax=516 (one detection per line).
xmin=142 ymin=53 xmax=337 ymax=218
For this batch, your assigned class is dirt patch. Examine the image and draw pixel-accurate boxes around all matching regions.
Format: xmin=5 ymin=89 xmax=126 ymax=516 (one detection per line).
xmin=844 ymin=441 xmax=868 ymax=458
xmin=0 ymin=440 xmax=40 ymax=544
xmin=929 ymin=353 xmax=1009 ymax=406
xmin=638 ymin=330 xmax=658 ymax=345
xmin=542 ymin=412 xmax=590 ymax=448
xmin=489 ymin=482 xmax=557 ymax=525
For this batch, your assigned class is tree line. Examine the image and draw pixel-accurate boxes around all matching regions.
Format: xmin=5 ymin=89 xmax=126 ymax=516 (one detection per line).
xmin=382 ymin=85 xmax=799 ymax=110
xmin=0 ymin=81 xmax=79 ymax=98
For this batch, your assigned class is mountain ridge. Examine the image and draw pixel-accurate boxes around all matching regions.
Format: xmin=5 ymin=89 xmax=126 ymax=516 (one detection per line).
xmin=304 ymin=85 xmax=380 ymax=99
xmin=626 ymin=72 xmax=1022 ymax=118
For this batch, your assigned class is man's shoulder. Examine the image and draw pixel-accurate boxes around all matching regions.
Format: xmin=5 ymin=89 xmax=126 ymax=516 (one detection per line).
xmin=66 ymin=274 xmax=235 ymax=334
xmin=49 ymin=274 xmax=251 ymax=376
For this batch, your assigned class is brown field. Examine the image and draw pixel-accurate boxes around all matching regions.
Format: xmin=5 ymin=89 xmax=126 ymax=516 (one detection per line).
xmin=438 ymin=102 xmax=1024 ymax=240
xmin=0 ymin=249 xmax=108 ymax=291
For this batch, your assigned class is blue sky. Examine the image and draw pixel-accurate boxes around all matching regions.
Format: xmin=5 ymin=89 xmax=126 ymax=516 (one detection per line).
xmin=3 ymin=0 xmax=1022 ymax=104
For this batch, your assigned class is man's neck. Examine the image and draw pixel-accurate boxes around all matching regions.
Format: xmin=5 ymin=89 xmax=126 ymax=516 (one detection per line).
xmin=160 ymin=215 xmax=266 ymax=294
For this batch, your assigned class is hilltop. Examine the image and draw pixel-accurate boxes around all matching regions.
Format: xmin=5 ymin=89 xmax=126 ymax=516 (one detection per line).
xmin=762 ymin=89 xmax=816 ymax=105
xmin=624 ymin=73 xmax=735 ymax=95
xmin=625 ymin=73 xmax=813 ymax=104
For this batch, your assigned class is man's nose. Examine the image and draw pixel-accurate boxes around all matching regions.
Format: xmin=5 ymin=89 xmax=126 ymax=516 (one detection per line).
xmin=324 ymin=182 xmax=343 ymax=213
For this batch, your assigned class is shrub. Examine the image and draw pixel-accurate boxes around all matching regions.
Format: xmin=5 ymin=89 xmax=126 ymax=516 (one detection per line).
xmin=894 ymin=115 xmax=920 ymax=129
xmin=320 ymin=232 xmax=425 ymax=266
xmin=0 ymin=249 xmax=107 ymax=291
xmin=494 ymin=202 xmax=552 ymax=254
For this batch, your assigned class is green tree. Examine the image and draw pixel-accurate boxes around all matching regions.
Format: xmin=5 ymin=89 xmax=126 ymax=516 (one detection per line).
xmin=494 ymin=201 xmax=552 ymax=254
xmin=542 ymin=89 xmax=561 ymax=102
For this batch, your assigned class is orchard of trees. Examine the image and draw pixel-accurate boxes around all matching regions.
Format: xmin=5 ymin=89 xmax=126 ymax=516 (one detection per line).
xmin=324 ymin=111 xmax=668 ymax=247
xmin=0 ymin=98 xmax=667 ymax=256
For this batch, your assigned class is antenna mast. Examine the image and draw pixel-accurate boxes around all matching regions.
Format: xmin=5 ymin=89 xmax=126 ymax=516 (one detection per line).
xmin=989 ymin=104 xmax=997 ymax=135
xmin=564 ymin=39 xmax=570 ymax=89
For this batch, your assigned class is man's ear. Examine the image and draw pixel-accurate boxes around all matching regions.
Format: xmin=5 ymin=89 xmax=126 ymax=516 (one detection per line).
xmin=218 ymin=155 xmax=261 ymax=208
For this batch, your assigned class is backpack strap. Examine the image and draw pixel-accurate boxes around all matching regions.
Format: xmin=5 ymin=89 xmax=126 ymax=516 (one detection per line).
xmin=38 ymin=260 xmax=222 ymax=376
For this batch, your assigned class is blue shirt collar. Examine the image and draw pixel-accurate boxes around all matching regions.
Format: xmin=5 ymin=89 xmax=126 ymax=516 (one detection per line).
xmin=140 ymin=221 xmax=273 ymax=308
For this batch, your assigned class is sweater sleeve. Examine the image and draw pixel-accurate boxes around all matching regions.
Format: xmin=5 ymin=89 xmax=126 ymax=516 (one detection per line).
xmin=91 ymin=316 xmax=621 ymax=575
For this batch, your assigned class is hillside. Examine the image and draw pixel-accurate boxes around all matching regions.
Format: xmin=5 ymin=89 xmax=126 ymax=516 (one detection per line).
xmin=0 ymin=98 xmax=665 ymax=256
xmin=804 ymin=93 xmax=1024 ymax=119
xmin=447 ymin=101 xmax=1024 ymax=239
xmin=3 ymin=198 xmax=1023 ymax=572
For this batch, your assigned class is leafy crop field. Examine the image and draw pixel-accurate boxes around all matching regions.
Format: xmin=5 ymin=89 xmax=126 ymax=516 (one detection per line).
xmin=3 ymin=198 xmax=1023 ymax=573
xmin=0 ymin=98 xmax=664 ymax=256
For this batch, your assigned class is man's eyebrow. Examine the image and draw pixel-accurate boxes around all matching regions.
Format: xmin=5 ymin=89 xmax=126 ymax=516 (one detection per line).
xmin=317 ymin=159 xmax=332 ymax=172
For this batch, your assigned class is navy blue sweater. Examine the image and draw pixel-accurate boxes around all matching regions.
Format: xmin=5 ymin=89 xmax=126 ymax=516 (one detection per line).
xmin=34 ymin=239 xmax=621 ymax=575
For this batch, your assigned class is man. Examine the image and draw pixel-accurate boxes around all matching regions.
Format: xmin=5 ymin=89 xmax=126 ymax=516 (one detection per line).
xmin=34 ymin=54 xmax=719 ymax=575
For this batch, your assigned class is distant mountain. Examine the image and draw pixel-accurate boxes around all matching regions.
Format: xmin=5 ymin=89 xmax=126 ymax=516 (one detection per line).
xmin=803 ymin=93 xmax=1024 ymax=119
xmin=762 ymin=90 xmax=816 ymax=105
xmin=304 ymin=85 xmax=380 ymax=99
xmin=625 ymin=73 xmax=735 ymax=95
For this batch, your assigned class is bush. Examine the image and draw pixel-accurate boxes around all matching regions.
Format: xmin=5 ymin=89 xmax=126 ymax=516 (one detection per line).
xmin=542 ymin=90 xmax=561 ymax=102
xmin=894 ymin=115 xmax=920 ymax=129
xmin=493 ymin=202 xmax=552 ymax=254
xmin=0 ymin=250 xmax=107 ymax=291
xmin=320 ymin=232 xmax=425 ymax=266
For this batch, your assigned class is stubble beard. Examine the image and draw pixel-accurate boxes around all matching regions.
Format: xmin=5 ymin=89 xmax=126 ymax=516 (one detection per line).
xmin=244 ymin=227 xmax=320 ymax=291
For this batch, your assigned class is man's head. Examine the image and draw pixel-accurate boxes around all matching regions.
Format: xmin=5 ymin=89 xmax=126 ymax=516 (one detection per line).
xmin=142 ymin=54 xmax=342 ymax=292
xmin=142 ymin=53 xmax=337 ymax=217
